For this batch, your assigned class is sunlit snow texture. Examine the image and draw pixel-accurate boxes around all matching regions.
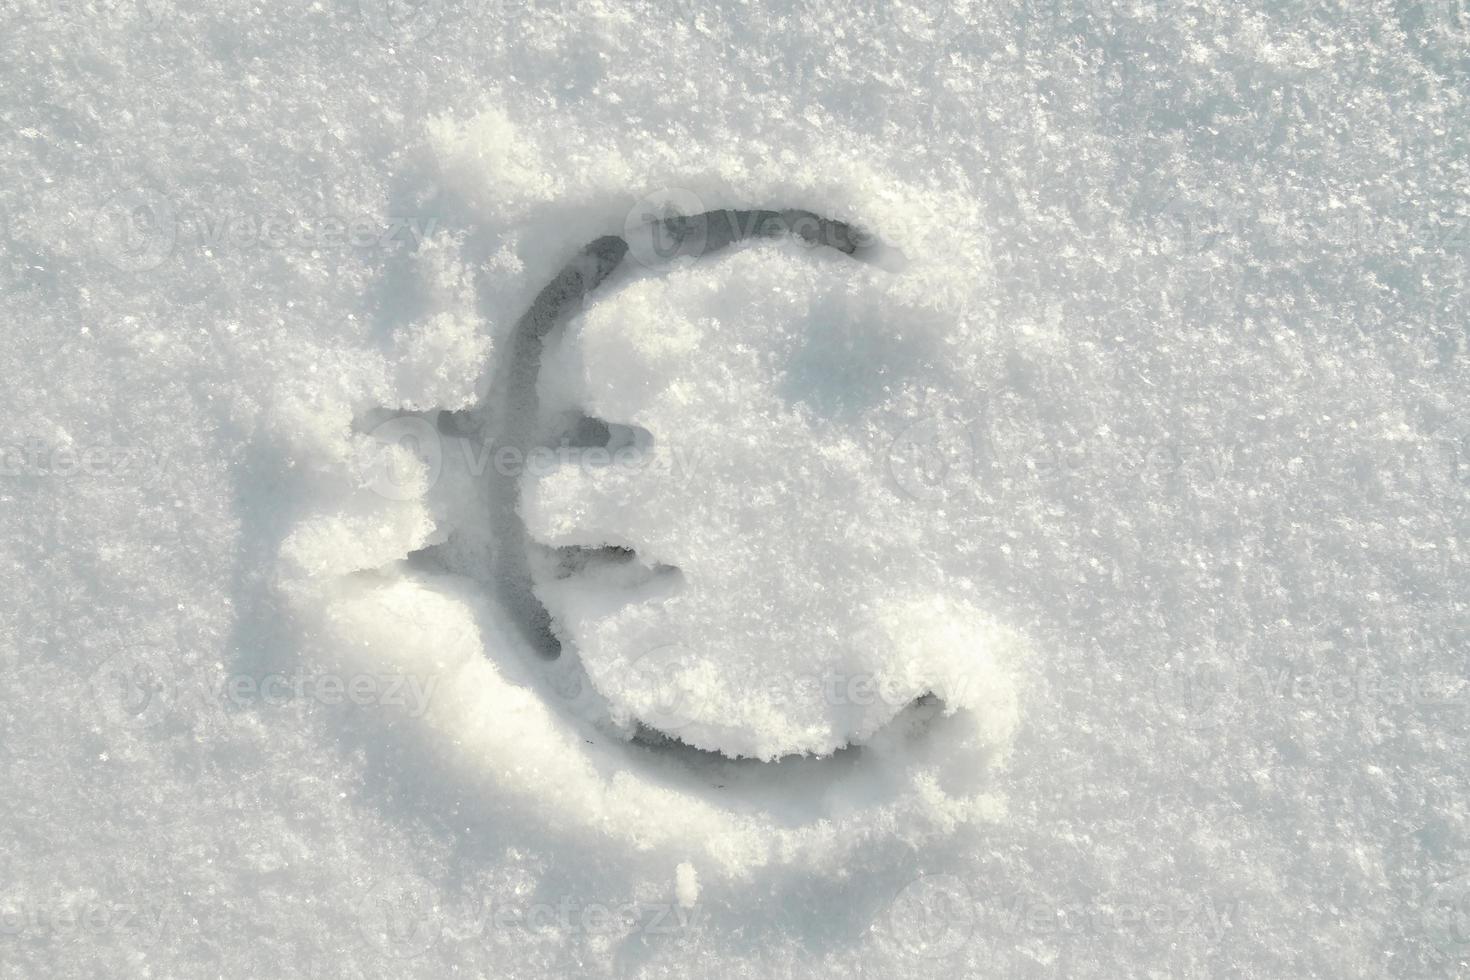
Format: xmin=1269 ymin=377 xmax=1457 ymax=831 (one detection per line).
xmin=2 ymin=0 xmax=1468 ymax=978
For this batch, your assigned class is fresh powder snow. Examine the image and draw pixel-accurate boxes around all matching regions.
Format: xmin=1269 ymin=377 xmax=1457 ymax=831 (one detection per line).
xmin=2 ymin=0 xmax=1468 ymax=977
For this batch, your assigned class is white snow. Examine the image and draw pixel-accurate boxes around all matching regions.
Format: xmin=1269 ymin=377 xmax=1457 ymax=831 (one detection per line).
xmin=524 ymin=243 xmax=1021 ymax=761
xmin=675 ymin=863 xmax=699 ymax=910
xmin=3 ymin=0 xmax=1468 ymax=977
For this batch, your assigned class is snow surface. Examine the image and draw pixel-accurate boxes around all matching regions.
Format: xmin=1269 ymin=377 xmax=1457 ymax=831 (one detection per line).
xmin=3 ymin=0 xmax=1469 ymax=977
xmin=525 ymin=242 xmax=1022 ymax=760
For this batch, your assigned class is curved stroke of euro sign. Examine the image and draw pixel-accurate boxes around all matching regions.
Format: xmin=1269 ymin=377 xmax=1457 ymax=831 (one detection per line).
xmin=487 ymin=207 xmax=876 ymax=660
